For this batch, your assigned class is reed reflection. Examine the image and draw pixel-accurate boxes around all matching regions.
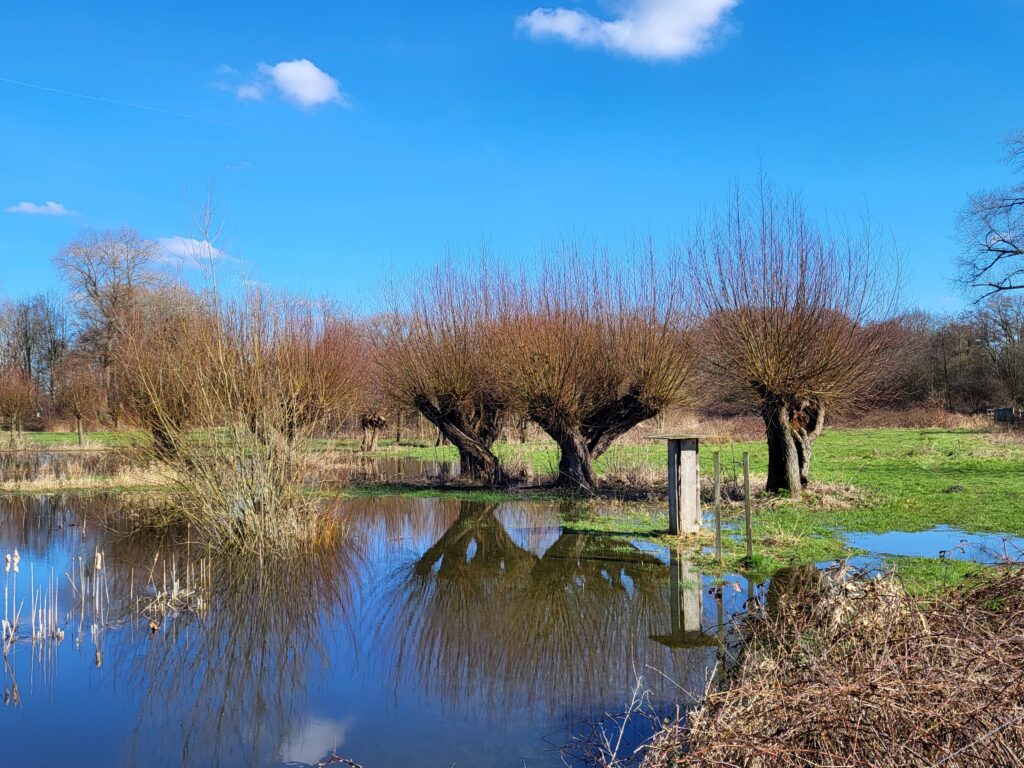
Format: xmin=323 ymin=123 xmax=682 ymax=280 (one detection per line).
xmin=113 ymin=523 xmax=364 ymax=768
xmin=1 ymin=495 xmax=365 ymax=768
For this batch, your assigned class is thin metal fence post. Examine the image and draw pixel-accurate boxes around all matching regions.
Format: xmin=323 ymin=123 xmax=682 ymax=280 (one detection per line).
xmin=713 ymin=451 xmax=722 ymax=566
xmin=743 ymin=451 xmax=753 ymax=562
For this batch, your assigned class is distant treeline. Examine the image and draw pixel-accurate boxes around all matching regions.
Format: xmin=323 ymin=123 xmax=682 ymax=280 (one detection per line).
xmin=1 ymin=161 xmax=1022 ymax=494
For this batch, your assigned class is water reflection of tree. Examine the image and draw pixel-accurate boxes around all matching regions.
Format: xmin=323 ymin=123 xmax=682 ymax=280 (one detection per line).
xmin=381 ymin=501 xmax=720 ymax=718
xmin=108 ymin=528 xmax=364 ymax=768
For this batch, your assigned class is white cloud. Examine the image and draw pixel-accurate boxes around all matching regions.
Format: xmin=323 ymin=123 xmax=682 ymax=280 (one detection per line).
xmin=5 ymin=200 xmax=72 ymax=216
xmin=225 ymin=160 xmax=252 ymax=171
xmin=216 ymin=64 xmax=238 ymax=75
xmin=516 ymin=0 xmax=739 ymax=61
xmin=236 ymin=83 xmax=265 ymax=101
xmin=157 ymin=236 xmax=223 ymax=265
xmin=255 ymin=59 xmax=348 ymax=108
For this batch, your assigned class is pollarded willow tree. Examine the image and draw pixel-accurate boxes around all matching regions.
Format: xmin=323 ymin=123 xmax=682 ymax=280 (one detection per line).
xmin=688 ymin=182 xmax=900 ymax=494
xmin=376 ymin=261 xmax=508 ymax=484
xmin=498 ymin=243 xmax=695 ymax=491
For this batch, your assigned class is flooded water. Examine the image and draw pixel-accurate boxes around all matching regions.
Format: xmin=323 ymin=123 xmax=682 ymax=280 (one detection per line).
xmin=0 ymin=494 xmax=755 ymax=768
xmin=844 ymin=526 xmax=1024 ymax=563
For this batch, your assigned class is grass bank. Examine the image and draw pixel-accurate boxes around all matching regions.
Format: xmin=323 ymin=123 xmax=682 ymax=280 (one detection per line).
xmin=7 ymin=427 xmax=1022 ymax=590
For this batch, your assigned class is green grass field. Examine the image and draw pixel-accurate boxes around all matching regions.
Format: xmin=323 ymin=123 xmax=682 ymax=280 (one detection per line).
xmin=14 ymin=426 xmax=1024 ymax=591
xmin=339 ymin=428 xmax=1024 ymax=589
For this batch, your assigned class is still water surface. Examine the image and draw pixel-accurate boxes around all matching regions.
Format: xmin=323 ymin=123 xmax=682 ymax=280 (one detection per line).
xmin=0 ymin=494 xmax=753 ymax=768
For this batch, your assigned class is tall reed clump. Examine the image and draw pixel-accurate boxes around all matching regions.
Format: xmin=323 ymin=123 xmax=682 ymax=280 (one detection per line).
xmin=117 ymin=286 xmax=360 ymax=554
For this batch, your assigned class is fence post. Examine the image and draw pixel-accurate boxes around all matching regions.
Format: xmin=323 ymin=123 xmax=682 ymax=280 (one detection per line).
xmin=713 ymin=451 xmax=722 ymax=566
xmin=743 ymin=451 xmax=753 ymax=562
xmin=666 ymin=437 xmax=701 ymax=535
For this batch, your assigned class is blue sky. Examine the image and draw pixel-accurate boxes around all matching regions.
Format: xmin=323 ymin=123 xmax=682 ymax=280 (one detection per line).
xmin=2 ymin=0 xmax=1022 ymax=311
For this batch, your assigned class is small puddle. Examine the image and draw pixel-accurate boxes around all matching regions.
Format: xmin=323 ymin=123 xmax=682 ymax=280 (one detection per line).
xmin=844 ymin=526 xmax=1024 ymax=563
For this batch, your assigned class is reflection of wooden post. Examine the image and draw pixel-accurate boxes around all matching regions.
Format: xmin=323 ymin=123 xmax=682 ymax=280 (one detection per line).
xmin=672 ymin=551 xmax=703 ymax=636
xmin=653 ymin=546 xmax=718 ymax=649
xmin=667 ymin=437 xmax=701 ymax=535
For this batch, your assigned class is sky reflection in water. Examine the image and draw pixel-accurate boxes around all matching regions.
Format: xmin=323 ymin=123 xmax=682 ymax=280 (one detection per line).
xmin=0 ymin=493 xmax=754 ymax=768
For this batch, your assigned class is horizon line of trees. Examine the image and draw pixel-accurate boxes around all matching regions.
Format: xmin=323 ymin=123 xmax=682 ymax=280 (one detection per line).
xmin=2 ymin=155 xmax=1024 ymax=494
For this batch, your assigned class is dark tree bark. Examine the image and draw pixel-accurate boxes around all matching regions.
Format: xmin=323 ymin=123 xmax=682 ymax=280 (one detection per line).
xmin=152 ymin=422 xmax=177 ymax=462
xmin=550 ymin=426 xmax=600 ymax=491
xmin=762 ymin=394 xmax=824 ymax=494
xmin=76 ymin=414 xmax=84 ymax=446
xmin=360 ymin=413 xmax=387 ymax=452
xmin=533 ymin=388 xmax=659 ymax=492
xmin=414 ymin=395 xmax=505 ymax=484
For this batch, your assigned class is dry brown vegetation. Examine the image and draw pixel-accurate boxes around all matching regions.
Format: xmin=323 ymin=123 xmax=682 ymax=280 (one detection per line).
xmin=687 ymin=181 xmax=901 ymax=493
xmin=645 ymin=564 xmax=1024 ymax=768
xmin=0 ymin=366 xmax=37 ymax=441
xmin=496 ymin=243 xmax=695 ymax=491
xmin=115 ymin=287 xmax=362 ymax=553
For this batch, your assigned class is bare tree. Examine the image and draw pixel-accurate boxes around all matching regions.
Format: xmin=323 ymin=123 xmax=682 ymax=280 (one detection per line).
xmin=116 ymin=285 xmax=208 ymax=458
xmin=54 ymin=227 xmax=160 ymax=423
xmin=957 ymin=131 xmax=1024 ymax=297
xmin=0 ymin=364 xmax=37 ymax=441
xmin=498 ymin=242 xmax=695 ymax=491
xmin=375 ymin=261 xmax=508 ymax=483
xmin=975 ymin=295 xmax=1024 ymax=405
xmin=688 ymin=181 xmax=899 ymax=493
xmin=0 ymin=293 xmax=69 ymax=403
xmin=53 ymin=353 xmax=106 ymax=444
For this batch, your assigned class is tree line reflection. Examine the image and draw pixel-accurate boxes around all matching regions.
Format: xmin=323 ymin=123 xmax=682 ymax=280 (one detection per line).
xmin=0 ymin=495 xmax=755 ymax=767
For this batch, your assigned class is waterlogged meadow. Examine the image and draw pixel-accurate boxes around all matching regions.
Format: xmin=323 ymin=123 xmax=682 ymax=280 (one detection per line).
xmin=0 ymin=494 xmax=756 ymax=768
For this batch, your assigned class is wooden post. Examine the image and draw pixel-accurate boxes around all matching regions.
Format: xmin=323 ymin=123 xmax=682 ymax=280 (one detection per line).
xmin=667 ymin=437 xmax=700 ymax=535
xmin=714 ymin=451 xmax=722 ymax=566
xmin=743 ymin=451 xmax=753 ymax=561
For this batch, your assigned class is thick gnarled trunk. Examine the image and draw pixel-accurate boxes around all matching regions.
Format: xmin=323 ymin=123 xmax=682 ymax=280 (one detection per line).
xmin=551 ymin=427 xmax=600 ymax=491
xmin=538 ymin=389 xmax=660 ymax=492
xmin=762 ymin=395 xmax=824 ymax=494
xmin=359 ymin=413 xmax=387 ymax=452
xmin=414 ymin=395 xmax=505 ymax=484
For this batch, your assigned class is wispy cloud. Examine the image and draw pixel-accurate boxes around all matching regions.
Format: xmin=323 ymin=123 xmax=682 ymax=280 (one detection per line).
xmin=236 ymin=83 xmax=265 ymax=101
xmin=225 ymin=160 xmax=252 ymax=171
xmin=516 ymin=0 xmax=739 ymax=61
xmin=5 ymin=200 xmax=72 ymax=216
xmin=157 ymin=236 xmax=224 ymax=265
xmin=232 ymin=59 xmax=349 ymax=109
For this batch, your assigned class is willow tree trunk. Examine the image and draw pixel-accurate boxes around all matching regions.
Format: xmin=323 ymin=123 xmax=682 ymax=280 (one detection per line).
xmin=414 ymin=396 xmax=504 ymax=484
xmin=763 ymin=396 xmax=802 ymax=494
xmin=552 ymin=427 xmax=600 ymax=491
xmin=793 ymin=403 xmax=824 ymax=487
xmin=76 ymin=415 xmax=84 ymax=446
xmin=152 ymin=423 xmax=177 ymax=462
xmin=361 ymin=424 xmax=379 ymax=452
xmin=763 ymin=396 xmax=824 ymax=494
xmin=535 ymin=391 xmax=661 ymax=493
